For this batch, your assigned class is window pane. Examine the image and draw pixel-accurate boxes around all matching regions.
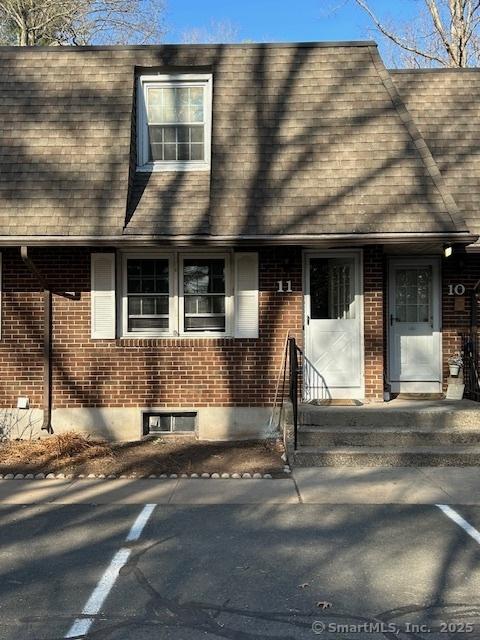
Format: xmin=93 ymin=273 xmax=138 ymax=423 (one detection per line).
xmin=177 ymin=127 xmax=189 ymax=143
xmin=178 ymin=143 xmax=190 ymax=161
xmin=128 ymin=296 xmax=169 ymax=317
xmin=395 ymin=267 xmax=432 ymax=323
xmin=191 ymin=126 xmax=204 ymax=143
xmin=185 ymin=316 xmax=226 ymax=331
xmin=146 ymin=88 xmax=163 ymax=122
xmin=128 ymin=317 xmax=169 ymax=331
xmin=149 ymin=143 xmax=163 ymax=162
xmin=191 ymin=144 xmax=204 ymax=161
xmin=127 ymin=259 xmax=169 ymax=294
xmin=147 ymin=86 xmax=205 ymax=125
xmin=310 ymin=258 xmax=355 ymax=320
xmin=212 ymin=297 xmax=225 ymax=313
xmin=129 ymin=297 xmax=141 ymax=315
xmin=148 ymin=125 xmax=204 ymax=163
xmin=184 ymin=259 xmax=225 ymax=294
xmin=190 ymin=105 xmax=204 ymax=122
xmin=164 ymin=143 xmax=176 ymax=161
xmin=190 ymin=87 xmax=203 ymax=106
xmin=172 ymin=413 xmax=196 ymax=432
xmin=163 ymin=126 xmax=176 ymax=143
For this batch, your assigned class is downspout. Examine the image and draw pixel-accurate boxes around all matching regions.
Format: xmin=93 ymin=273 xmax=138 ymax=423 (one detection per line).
xmin=20 ymin=247 xmax=53 ymax=433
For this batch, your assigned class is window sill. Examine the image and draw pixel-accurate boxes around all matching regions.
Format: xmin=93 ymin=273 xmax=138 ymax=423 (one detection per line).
xmin=119 ymin=334 xmax=234 ymax=340
xmin=136 ymin=161 xmax=210 ymax=173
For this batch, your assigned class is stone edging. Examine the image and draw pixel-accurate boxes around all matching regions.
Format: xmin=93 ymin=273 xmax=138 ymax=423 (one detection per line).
xmin=0 ymin=468 xmax=291 ymax=480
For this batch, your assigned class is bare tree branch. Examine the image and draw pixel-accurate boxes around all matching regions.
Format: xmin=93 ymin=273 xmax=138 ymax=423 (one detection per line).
xmin=0 ymin=0 xmax=165 ymax=46
xmin=354 ymin=0 xmax=480 ymax=67
xmin=354 ymin=0 xmax=448 ymax=65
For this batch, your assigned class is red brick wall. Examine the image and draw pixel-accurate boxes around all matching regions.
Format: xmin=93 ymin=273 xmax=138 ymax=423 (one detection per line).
xmin=442 ymin=252 xmax=480 ymax=388
xmin=0 ymin=247 xmax=303 ymax=410
xmin=1 ymin=244 xmax=415 ymax=411
xmin=363 ymin=245 xmax=385 ymax=401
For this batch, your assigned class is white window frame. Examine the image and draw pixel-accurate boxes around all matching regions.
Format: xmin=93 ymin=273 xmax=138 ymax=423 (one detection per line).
xmin=137 ymin=73 xmax=213 ymax=172
xmin=179 ymin=253 xmax=233 ymax=338
xmin=120 ymin=251 xmax=233 ymax=338
xmin=121 ymin=252 xmax=175 ymax=338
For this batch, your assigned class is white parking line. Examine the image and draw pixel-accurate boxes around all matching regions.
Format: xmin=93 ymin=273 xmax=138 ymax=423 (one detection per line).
xmin=64 ymin=504 xmax=157 ymax=639
xmin=436 ymin=504 xmax=480 ymax=545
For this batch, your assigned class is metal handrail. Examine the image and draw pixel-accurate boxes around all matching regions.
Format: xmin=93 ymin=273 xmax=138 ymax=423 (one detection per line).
xmin=288 ymin=336 xmax=301 ymax=451
xmin=463 ymin=332 xmax=480 ymax=402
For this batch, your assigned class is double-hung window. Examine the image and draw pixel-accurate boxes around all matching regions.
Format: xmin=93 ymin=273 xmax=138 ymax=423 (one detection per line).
xmin=122 ymin=253 xmax=230 ymax=337
xmin=126 ymin=257 xmax=172 ymax=333
xmin=137 ymin=74 xmax=212 ymax=171
xmin=182 ymin=258 xmax=226 ymax=332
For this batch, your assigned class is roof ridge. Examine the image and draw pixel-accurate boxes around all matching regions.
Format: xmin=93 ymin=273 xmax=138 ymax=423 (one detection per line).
xmin=0 ymin=41 xmax=376 ymax=53
xmin=390 ymin=68 xmax=480 ymax=74
xmin=369 ymin=46 xmax=468 ymax=233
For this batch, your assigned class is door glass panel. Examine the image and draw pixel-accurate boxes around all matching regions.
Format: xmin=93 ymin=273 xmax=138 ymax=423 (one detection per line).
xmin=395 ymin=267 xmax=431 ymax=323
xmin=310 ymin=258 xmax=355 ymax=320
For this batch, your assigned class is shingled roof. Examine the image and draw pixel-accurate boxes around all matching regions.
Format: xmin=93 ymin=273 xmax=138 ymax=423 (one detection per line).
xmin=0 ymin=42 xmax=471 ymax=241
xmin=392 ymin=68 xmax=480 ymax=238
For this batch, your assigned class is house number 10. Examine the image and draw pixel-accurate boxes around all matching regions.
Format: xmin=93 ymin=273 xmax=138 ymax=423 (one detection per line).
xmin=277 ymin=280 xmax=292 ymax=293
xmin=448 ymin=284 xmax=466 ymax=296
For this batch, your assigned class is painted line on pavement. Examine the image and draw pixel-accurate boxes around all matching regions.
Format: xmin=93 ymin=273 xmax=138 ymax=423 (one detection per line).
xmin=436 ymin=504 xmax=480 ymax=545
xmin=126 ymin=503 xmax=156 ymax=541
xmin=64 ymin=503 xmax=157 ymax=639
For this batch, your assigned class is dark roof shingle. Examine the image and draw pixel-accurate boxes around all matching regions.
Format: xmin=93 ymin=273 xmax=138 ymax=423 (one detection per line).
xmin=392 ymin=68 xmax=480 ymax=236
xmin=0 ymin=43 xmax=469 ymax=239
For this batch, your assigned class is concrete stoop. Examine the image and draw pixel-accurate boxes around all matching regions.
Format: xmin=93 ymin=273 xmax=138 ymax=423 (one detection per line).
xmin=290 ymin=399 xmax=480 ymax=467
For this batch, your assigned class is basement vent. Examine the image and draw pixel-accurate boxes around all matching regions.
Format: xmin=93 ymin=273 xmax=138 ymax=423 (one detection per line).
xmin=143 ymin=411 xmax=197 ymax=435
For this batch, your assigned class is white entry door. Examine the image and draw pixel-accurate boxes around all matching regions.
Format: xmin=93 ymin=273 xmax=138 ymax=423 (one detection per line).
xmin=305 ymin=252 xmax=363 ymax=400
xmin=388 ymin=258 xmax=441 ymax=393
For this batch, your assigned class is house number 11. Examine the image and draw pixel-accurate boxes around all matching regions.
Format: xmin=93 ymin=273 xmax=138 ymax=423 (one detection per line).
xmin=277 ymin=280 xmax=292 ymax=293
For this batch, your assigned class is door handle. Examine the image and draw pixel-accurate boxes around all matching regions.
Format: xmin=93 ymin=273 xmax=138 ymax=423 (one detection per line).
xmin=390 ymin=314 xmax=394 ymax=326
xmin=306 ymin=315 xmax=310 ymax=326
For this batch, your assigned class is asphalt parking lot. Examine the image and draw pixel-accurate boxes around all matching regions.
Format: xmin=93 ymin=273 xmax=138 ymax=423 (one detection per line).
xmin=0 ymin=482 xmax=480 ymax=640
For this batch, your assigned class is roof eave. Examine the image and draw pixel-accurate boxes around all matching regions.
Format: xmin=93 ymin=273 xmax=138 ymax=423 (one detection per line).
xmin=0 ymin=231 xmax=475 ymax=248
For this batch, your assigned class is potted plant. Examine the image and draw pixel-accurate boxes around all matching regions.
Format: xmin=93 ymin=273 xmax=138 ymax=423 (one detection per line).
xmin=448 ymin=352 xmax=463 ymax=377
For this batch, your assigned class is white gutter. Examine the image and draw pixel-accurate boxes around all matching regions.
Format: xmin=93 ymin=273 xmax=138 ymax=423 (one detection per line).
xmin=0 ymin=232 xmax=475 ymax=247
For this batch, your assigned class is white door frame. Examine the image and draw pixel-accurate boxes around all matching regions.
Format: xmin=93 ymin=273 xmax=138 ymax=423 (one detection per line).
xmin=387 ymin=257 xmax=442 ymax=393
xmin=303 ymin=249 xmax=364 ymax=400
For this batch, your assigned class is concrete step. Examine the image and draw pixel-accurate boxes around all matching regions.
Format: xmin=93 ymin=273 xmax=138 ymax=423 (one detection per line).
xmin=291 ymin=445 xmax=480 ymax=467
xmin=299 ymin=400 xmax=480 ymax=430
xmin=298 ymin=427 xmax=480 ymax=448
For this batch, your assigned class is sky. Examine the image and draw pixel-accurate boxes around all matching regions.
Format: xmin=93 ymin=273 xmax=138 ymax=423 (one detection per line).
xmin=164 ymin=0 xmax=418 ymax=58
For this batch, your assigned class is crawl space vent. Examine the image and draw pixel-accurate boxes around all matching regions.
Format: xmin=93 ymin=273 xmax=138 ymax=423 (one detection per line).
xmin=143 ymin=411 xmax=196 ymax=435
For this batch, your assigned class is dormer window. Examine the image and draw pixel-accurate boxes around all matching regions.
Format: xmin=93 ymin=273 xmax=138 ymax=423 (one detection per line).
xmin=137 ymin=74 xmax=212 ymax=171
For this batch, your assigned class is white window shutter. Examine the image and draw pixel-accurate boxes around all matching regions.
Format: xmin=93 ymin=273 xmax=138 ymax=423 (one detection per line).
xmin=91 ymin=253 xmax=116 ymax=339
xmin=234 ymin=252 xmax=259 ymax=338
xmin=0 ymin=252 xmax=2 ymax=340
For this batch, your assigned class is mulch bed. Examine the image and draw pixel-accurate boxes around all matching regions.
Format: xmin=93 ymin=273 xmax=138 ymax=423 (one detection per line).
xmin=0 ymin=433 xmax=285 ymax=477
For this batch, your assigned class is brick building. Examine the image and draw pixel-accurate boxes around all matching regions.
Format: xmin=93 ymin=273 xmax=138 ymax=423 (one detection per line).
xmin=0 ymin=41 xmax=479 ymax=440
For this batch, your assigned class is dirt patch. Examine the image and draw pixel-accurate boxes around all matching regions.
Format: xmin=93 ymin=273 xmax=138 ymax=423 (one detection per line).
xmin=0 ymin=433 xmax=285 ymax=477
